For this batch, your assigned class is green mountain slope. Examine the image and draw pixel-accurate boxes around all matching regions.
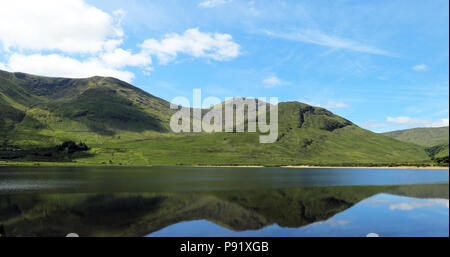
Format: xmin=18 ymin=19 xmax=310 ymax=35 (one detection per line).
xmin=0 ymin=70 xmax=431 ymax=166
xmin=426 ymin=143 xmax=449 ymax=158
xmin=0 ymin=70 xmax=173 ymax=133
xmin=382 ymin=126 xmax=449 ymax=147
xmin=382 ymin=126 xmax=449 ymax=166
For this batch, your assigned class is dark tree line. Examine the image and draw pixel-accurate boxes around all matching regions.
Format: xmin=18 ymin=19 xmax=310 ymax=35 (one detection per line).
xmin=56 ymin=141 xmax=89 ymax=154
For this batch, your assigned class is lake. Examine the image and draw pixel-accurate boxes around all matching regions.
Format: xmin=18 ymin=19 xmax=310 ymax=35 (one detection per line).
xmin=0 ymin=166 xmax=448 ymax=237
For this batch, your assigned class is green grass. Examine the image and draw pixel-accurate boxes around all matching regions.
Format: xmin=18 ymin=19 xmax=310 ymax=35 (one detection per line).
xmin=381 ymin=127 xmax=449 ymax=167
xmin=0 ymin=69 xmax=438 ymax=167
xmin=426 ymin=143 xmax=449 ymax=158
xmin=382 ymin=126 xmax=449 ymax=147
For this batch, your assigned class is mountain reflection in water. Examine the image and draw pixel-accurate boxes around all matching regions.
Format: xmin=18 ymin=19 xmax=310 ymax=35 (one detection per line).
xmin=0 ymin=183 xmax=448 ymax=237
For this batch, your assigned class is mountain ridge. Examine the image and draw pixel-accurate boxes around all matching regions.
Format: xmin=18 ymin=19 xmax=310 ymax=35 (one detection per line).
xmin=382 ymin=126 xmax=449 ymax=147
xmin=0 ymin=69 xmax=434 ymax=166
xmin=382 ymin=127 xmax=449 ymax=165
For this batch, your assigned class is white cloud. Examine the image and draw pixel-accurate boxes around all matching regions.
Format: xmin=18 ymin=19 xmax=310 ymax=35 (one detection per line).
xmin=359 ymin=120 xmax=386 ymax=129
xmin=262 ymin=76 xmax=283 ymax=87
xmin=364 ymin=195 xmax=449 ymax=212
xmin=430 ymin=118 xmax=450 ymax=127
xmin=0 ymin=0 xmax=242 ymax=83
xmin=386 ymin=116 xmax=426 ymax=125
xmin=386 ymin=116 xmax=449 ymax=127
xmin=6 ymin=53 xmax=136 ymax=82
xmin=390 ymin=199 xmax=449 ymax=211
xmin=0 ymin=0 xmax=123 ymax=53
xmin=263 ymin=29 xmax=393 ymax=56
xmin=360 ymin=117 xmax=448 ymax=132
xmin=413 ymin=64 xmax=427 ymax=71
xmin=325 ymin=219 xmax=349 ymax=227
xmin=0 ymin=1 xmax=241 ymax=82
xmin=99 ymin=48 xmax=151 ymax=68
xmin=0 ymin=0 xmax=152 ymax=82
xmin=198 ymin=0 xmax=232 ymax=8
xmin=323 ymin=101 xmax=348 ymax=109
xmin=2 ymin=47 xmax=152 ymax=82
xmin=140 ymin=28 xmax=240 ymax=64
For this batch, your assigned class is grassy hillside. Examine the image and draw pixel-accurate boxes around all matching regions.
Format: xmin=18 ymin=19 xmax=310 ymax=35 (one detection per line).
xmin=382 ymin=127 xmax=449 ymax=166
xmin=426 ymin=143 xmax=449 ymax=158
xmin=382 ymin=126 xmax=449 ymax=147
xmin=0 ymin=70 xmax=433 ymax=166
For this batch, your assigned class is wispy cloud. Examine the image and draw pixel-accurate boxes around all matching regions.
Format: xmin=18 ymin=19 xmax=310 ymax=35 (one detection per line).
xmin=364 ymin=196 xmax=449 ymax=210
xmin=389 ymin=199 xmax=449 ymax=211
xmin=412 ymin=64 xmax=427 ymax=71
xmin=386 ymin=116 xmax=428 ymax=125
xmin=262 ymin=76 xmax=288 ymax=88
xmin=324 ymin=101 xmax=348 ymax=108
xmin=198 ymin=0 xmax=232 ymax=8
xmin=263 ymin=29 xmax=394 ymax=57
xmin=386 ymin=116 xmax=449 ymax=127
xmin=361 ymin=116 xmax=449 ymax=131
xmin=359 ymin=120 xmax=386 ymax=129
xmin=302 ymin=100 xmax=348 ymax=109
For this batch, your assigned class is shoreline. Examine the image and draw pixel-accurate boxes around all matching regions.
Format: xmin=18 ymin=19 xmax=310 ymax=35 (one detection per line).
xmin=280 ymin=165 xmax=449 ymax=170
xmin=199 ymin=165 xmax=449 ymax=170
xmin=0 ymin=161 xmax=448 ymax=169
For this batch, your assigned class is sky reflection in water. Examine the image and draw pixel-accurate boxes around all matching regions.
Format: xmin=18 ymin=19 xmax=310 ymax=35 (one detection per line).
xmin=149 ymin=193 xmax=449 ymax=237
xmin=0 ymin=167 xmax=448 ymax=237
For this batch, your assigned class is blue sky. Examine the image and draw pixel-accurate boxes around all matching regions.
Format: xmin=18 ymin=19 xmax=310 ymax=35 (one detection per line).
xmin=0 ymin=0 xmax=448 ymax=132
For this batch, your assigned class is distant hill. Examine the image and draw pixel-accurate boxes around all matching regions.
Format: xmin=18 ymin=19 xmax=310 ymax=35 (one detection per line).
xmin=382 ymin=127 xmax=449 ymax=166
xmin=0 ymin=69 xmax=432 ymax=166
xmin=382 ymin=126 xmax=449 ymax=147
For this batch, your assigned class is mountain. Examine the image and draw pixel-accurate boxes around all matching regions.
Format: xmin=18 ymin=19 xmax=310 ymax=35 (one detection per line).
xmin=382 ymin=127 xmax=449 ymax=165
xmin=0 ymin=70 xmax=173 ymax=134
xmin=382 ymin=126 xmax=449 ymax=147
xmin=0 ymin=70 xmax=432 ymax=166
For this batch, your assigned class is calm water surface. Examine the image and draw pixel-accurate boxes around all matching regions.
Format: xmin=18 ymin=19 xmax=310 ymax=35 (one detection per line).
xmin=0 ymin=166 xmax=448 ymax=237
